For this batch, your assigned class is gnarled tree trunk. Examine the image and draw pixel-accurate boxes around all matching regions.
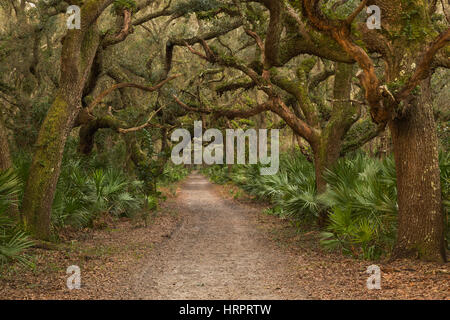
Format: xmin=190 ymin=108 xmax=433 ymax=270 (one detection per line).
xmin=0 ymin=111 xmax=19 ymax=218
xmin=312 ymin=62 xmax=356 ymax=226
xmin=22 ymin=24 xmax=102 ymax=240
xmin=0 ymin=112 xmax=12 ymax=171
xmin=390 ymin=78 xmax=446 ymax=262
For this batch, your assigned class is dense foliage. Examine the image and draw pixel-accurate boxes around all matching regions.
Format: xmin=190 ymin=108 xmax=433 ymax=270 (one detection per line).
xmin=0 ymin=169 xmax=33 ymax=266
xmin=0 ymin=0 xmax=448 ymax=265
xmin=0 ymin=135 xmax=189 ymax=263
xmin=203 ymin=150 xmax=449 ymax=260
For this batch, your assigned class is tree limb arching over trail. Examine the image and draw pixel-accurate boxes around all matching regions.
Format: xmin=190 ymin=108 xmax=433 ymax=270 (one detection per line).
xmin=0 ymin=0 xmax=448 ymax=295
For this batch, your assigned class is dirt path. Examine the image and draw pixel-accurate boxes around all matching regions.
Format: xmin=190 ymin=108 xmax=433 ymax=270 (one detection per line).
xmin=131 ymin=173 xmax=305 ymax=299
xmin=3 ymin=173 xmax=447 ymax=299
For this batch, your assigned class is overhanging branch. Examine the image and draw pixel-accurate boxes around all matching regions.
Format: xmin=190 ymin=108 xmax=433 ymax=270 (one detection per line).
xmin=87 ymin=74 xmax=181 ymax=114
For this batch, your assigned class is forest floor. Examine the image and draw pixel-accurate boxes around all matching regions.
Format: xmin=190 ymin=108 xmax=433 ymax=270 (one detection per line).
xmin=1 ymin=173 xmax=449 ymax=299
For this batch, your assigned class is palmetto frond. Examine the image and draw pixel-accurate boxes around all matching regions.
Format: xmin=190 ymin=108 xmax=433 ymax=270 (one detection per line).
xmin=0 ymin=169 xmax=33 ymax=266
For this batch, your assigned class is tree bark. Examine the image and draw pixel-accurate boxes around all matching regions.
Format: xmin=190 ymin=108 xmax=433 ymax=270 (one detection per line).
xmin=0 ymin=112 xmax=12 ymax=171
xmin=0 ymin=111 xmax=19 ymax=218
xmin=390 ymin=78 xmax=446 ymax=263
xmin=313 ymin=62 xmax=355 ymax=226
xmin=22 ymin=24 xmax=102 ymax=240
xmin=312 ymin=137 xmax=342 ymax=227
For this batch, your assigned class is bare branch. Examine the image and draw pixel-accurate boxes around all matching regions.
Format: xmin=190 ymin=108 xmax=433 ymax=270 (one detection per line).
xmin=118 ymin=104 xmax=166 ymax=133
xmin=173 ymin=95 xmax=211 ymax=114
xmin=284 ymin=2 xmax=312 ymax=42
xmin=164 ymin=20 xmax=243 ymax=77
xmin=133 ymin=0 xmax=174 ymax=26
xmin=245 ymin=29 xmax=266 ymax=65
xmin=302 ymin=0 xmax=383 ymax=122
xmin=340 ymin=123 xmax=386 ymax=155
xmin=173 ymin=95 xmax=271 ymax=120
xmin=102 ymin=9 xmax=133 ymax=48
xmin=87 ymin=74 xmax=181 ymax=114
xmin=345 ymin=0 xmax=368 ymax=26
xmin=184 ymin=41 xmax=209 ymax=60
xmin=441 ymin=0 xmax=450 ymax=23
xmin=327 ymin=98 xmax=366 ymax=105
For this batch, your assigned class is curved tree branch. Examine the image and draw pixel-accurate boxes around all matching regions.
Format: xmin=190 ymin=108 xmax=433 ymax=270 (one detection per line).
xmin=102 ymin=9 xmax=133 ymax=48
xmin=173 ymin=95 xmax=271 ymax=120
xmin=87 ymin=74 xmax=181 ymax=114
xmin=399 ymin=28 xmax=450 ymax=100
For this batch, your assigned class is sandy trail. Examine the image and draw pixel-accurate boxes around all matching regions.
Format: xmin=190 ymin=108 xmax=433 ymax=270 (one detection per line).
xmin=131 ymin=173 xmax=305 ymax=299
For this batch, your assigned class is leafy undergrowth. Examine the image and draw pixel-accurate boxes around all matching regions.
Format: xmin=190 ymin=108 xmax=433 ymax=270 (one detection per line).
xmin=212 ymin=182 xmax=449 ymax=300
xmin=0 ymin=169 xmax=34 ymax=267
xmin=0 ymin=186 xmax=184 ymax=299
xmin=203 ymin=150 xmax=449 ymax=260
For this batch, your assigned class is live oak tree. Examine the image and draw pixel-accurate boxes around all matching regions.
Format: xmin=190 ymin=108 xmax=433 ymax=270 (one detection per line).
xmin=19 ymin=0 xmax=184 ymax=239
xmin=0 ymin=112 xmax=12 ymax=171
xmin=172 ymin=0 xmax=384 ymax=225
xmin=0 ymin=0 xmax=447 ymax=264
xmin=296 ymin=0 xmax=449 ymax=262
xmin=20 ymin=0 xmax=120 ymax=239
xmin=11 ymin=0 xmax=244 ymax=240
xmin=172 ymin=0 xmax=448 ymax=262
